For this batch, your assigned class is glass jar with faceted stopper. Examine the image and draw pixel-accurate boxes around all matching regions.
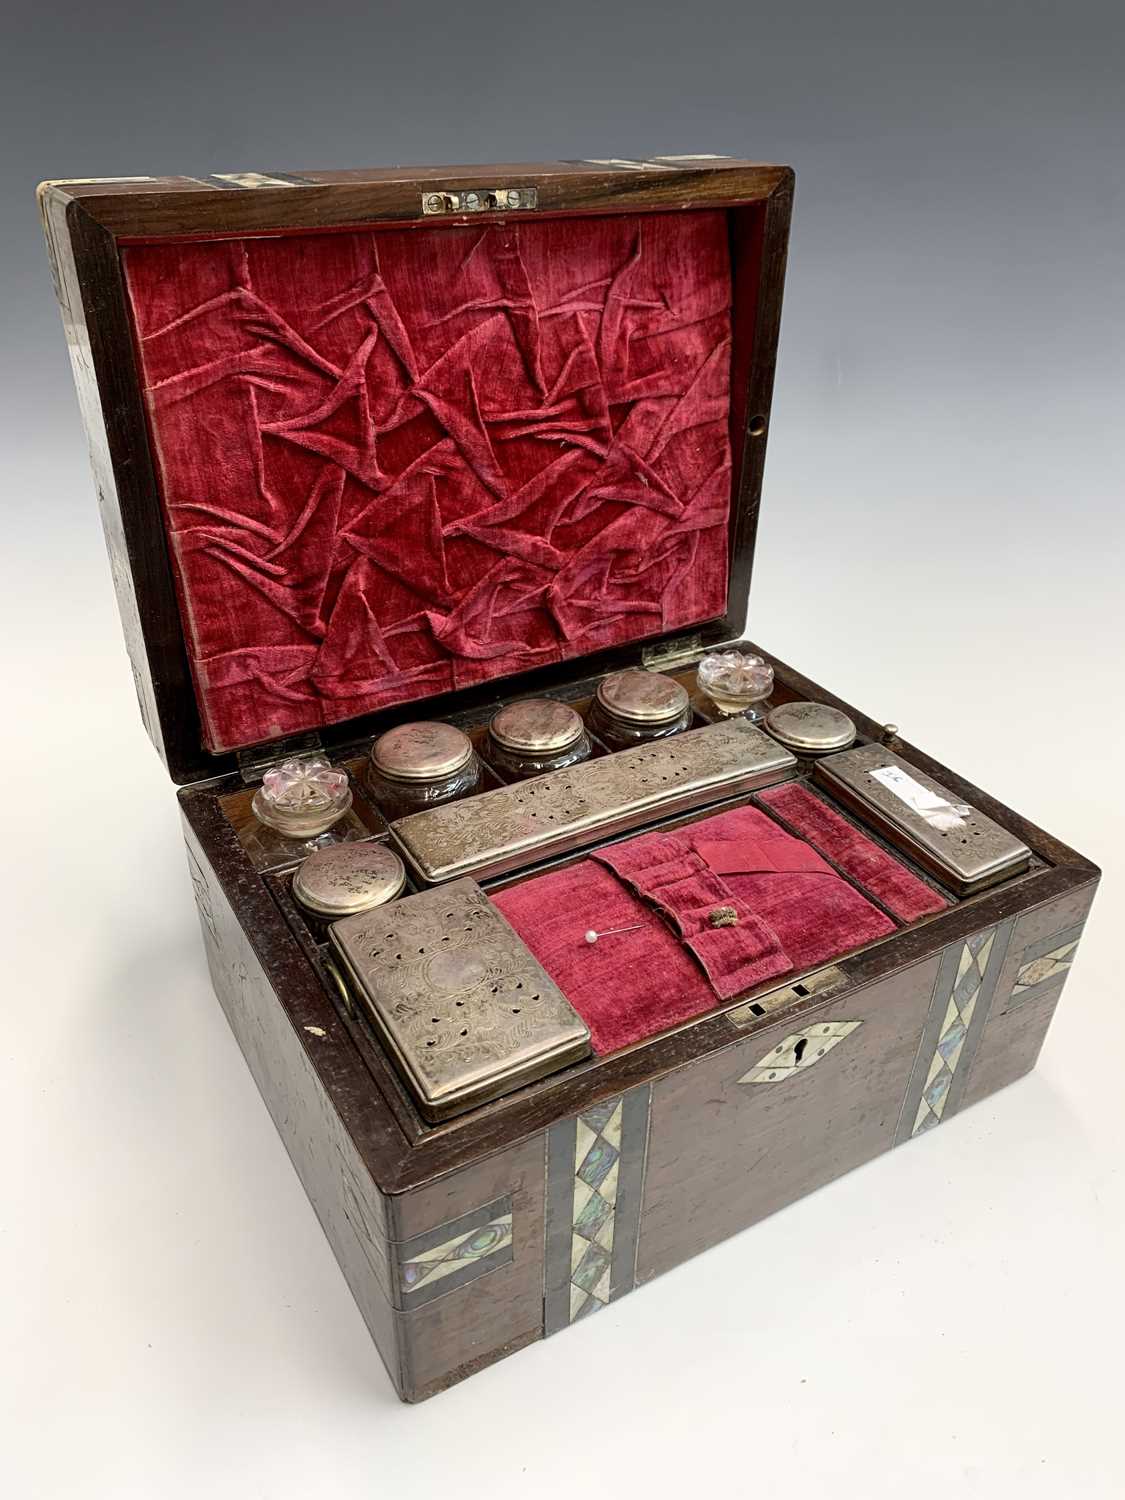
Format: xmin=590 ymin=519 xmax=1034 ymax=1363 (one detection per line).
xmin=367 ymin=722 xmax=483 ymax=821
xmin=486 ymin=698 xmax=592 ymax=780
xmin=586 ymin=668 xmax=692 ymax=751
xmin=251 ymin=756 xmax=353 ymax=838
xmin=696 ymin=649 xmax=775 ymax=721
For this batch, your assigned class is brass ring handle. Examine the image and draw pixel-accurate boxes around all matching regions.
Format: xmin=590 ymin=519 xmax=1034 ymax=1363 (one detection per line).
xmin=321 ymin=955 xmax=355 ymax=1016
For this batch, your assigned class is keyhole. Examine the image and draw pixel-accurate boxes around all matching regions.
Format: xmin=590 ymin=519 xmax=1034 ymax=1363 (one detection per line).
xmin=793 ymin=1037 xmax=808 ymax=1065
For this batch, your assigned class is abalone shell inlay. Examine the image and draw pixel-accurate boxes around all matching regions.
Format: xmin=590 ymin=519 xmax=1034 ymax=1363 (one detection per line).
xmin=395 ymin=1195 xmax=513 ymax=1308
xmin=1004 ymin=920 xmax=1086 ymax=1012
xmin=544 ymin=1085 xmax=650 ymax=1335
xmin=895 ymin=919 xmax=1014 ymax=1144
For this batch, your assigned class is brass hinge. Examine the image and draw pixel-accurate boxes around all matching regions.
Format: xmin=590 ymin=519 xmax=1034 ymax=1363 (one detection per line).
xmin=641 ymin=633 xmax=704 ymax=672
xmin=421 ymin=186 xmax=538 ymax=215
xmin=236 ymin=731 xmax=324 ymax=785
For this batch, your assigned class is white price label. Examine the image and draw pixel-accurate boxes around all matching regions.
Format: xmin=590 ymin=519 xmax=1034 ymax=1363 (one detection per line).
xmin=869 ymin=765 xmax=969 ymax=830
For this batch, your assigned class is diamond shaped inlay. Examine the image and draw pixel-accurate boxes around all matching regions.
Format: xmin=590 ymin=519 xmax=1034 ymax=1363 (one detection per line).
xmin=911 ymin=929 xmax=995 ymax=1137
xmin=565 ymin=1098 xmax=625 ymax=1321
xmin=398 ymin=1211 xmax=513 ymax=1297
xmin=738 ymin=1021 xmax=863 ymax=1086
xmin=1013 ymin=940 xmax=1078 ymax=997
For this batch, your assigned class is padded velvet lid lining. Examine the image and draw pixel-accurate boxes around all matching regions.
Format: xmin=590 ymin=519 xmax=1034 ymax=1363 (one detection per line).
xmin=122 ymin=209 xmax=737 ymax=753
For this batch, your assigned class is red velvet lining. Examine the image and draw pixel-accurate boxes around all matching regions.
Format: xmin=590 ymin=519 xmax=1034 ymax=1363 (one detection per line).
xmin=756 ymin=782 xmax=950 ymax=922
xmin=492 ymin=805 xmax=895 ymax=1054
xmin=121 ymin=212 xmax=735 ymax=752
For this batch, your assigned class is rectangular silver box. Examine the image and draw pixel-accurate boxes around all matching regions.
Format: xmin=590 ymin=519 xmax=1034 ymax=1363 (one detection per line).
xmin=329 ymin=879 xmax=591 ymax=1120
xmin=391 ymin=718 xmax=797 ymax=885
xmin=814 ymin=743 xmax=1031 ymax=895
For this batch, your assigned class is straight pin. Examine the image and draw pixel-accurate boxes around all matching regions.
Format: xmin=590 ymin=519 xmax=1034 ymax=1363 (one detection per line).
xmin=584 ymin=924 xmax=643 ymax=945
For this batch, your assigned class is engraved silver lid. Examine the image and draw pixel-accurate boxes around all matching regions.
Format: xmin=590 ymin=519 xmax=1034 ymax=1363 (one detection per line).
xmin=393 ymin=718 xmax=797 ymax=885
xmin=595 ymin=668 xmax=690 ymax=725
xmin=489 ymin=698 xmax=584 ymax=754
xmin=814 ymin=744 xmax=1031 ymax=894
xmin=292 ymin=841 xmax=406 ymax=918
xmin=329 ymin=879 xmax=591 ymax=1119
xmin=764 ymin=701 xmax=857 ymax=755
xmin=370 ymin=722 xmax=474 ymax=782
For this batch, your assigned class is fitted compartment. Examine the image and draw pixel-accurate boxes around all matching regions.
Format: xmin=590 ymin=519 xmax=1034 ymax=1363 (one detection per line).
xmin=492 ymin=801 xmax=897 ymax=1052
xmin=233 ymin=650 xmax=1030 ymax=1090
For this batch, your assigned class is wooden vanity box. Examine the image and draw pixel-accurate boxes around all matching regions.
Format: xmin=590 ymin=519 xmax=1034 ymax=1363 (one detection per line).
xmin=39 ymin=158 xmax=1099 ymax=1402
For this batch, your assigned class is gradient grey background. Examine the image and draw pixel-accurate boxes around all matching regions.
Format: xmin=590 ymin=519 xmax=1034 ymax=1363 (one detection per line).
xmin=3 ymin=6 xmax=1123 ymax=1496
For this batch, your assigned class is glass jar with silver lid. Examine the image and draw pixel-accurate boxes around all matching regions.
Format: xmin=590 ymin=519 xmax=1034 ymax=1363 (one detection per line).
xmin=486 ymin=697 xmax=592 ymax=780
xmin=764 ymin=700 xmax=857 ymax=756
xmin=366 ymin=721 xmax=483 ymax=820
xmin=292 ymin=841 xmax=407 ymax=935
xmin=587 ymin=668 xmax=692 ymax=751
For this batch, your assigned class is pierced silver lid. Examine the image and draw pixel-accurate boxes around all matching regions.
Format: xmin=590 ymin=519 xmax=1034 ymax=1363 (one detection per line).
xmin=595 ymin=668 xmax=689 ymax=725
xmin=489 ymin=698 xmax=584 ymax=754
xmin=370 ymin=722 xmax=474 ymax=782
xmin=292 ymin=842 xmax=406 ymax=918
xmin=329 ymin=879 xmax=591 ymax=1120
xmin=764 ymin=701 xmax=857 ymax=755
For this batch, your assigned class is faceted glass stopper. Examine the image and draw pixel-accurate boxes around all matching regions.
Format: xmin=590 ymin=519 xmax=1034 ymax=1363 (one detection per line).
xmin=696 ymin=650 xmax=774 ymax=716
xmin=252 ymin=757 xmax=352 ymax=837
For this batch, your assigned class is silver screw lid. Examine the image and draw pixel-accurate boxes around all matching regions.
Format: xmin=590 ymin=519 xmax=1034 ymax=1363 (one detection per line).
xmin=764 ymin=701 xmax=857 ymax=755
xmin=595 ymin=669 xmax=690 ymax=725
xmin=489 ymin=698 xmax=584 ymax=754
xmin=292 ymin=842 xmax=406 ymax=918
xmin=370 ymin=722 xmax=474 ymax=782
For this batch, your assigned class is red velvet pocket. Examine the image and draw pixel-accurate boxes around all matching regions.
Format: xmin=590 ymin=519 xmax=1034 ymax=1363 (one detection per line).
xmin=493 ymin=803 xmax=897 ymax=1054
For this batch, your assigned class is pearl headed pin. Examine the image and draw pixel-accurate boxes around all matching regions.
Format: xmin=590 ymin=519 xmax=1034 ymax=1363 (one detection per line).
xmin=584 ymin=923 xmax=643 ymax=945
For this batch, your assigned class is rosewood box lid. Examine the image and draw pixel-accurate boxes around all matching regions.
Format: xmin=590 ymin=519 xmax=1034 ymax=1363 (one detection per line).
xmin=39 ymin=157 xmax=793 ymax=782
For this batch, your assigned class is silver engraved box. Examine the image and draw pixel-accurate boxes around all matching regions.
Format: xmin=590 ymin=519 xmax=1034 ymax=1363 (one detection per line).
xmin=390 ymin=718 xmax=798 ymax=885
xmin=814 ymin=743 xmax=1031 ymax=895
xmin=329 ymin=879 xmax=591 ymax=1119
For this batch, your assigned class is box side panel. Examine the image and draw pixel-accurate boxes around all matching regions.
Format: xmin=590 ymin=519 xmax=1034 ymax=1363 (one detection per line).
xmin=962 ymin=881 xmax=1097 ymax=1106
xmin=635 ymin=954 xmax=945 ymax=1282
xmin=38 ymin=189 xmax=174 ymax=774
xmin=387 ymin=1134 xmax=547 ymax=1402
xmin=181 ymin=819 xmax=408 ymax=1395
xmin=625 ymin=892 xmax=1094 ymax=1291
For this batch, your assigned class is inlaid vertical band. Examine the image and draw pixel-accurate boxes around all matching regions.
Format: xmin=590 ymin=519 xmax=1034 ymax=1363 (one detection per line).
xmin=895 ymin=919 xmax=1014 ymax=1144
xmin=544 ymin=1084 xmax=650 ymax=1335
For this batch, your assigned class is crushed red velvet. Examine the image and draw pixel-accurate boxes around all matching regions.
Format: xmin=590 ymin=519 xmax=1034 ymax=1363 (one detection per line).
xmin=756 ymin=782 xmax=950 ymax=922
xmin=121 ymin=212 xmax=734 ymax=753
xmin=492 ymin=805 xmax=895 ymax=1054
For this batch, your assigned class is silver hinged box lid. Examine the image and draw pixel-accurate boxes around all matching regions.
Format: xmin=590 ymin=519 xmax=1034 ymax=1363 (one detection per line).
xmin=329 ymin=878 xmax=591 ymax=1120
xmin=391 ymin=717 xmax=797 ymax=885
xmin=814 ymin=744 xmax=1031 ymax=895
